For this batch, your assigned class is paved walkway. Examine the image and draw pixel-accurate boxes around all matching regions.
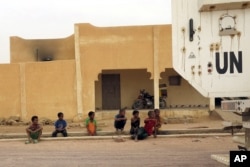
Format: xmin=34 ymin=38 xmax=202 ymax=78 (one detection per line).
xmin=0 ymin=137 xmax=236 ymax=167
xmin=0 ymin=115 xmax=245 ymax=141
xmin=0 ymin=112 xmax=245 ymax=167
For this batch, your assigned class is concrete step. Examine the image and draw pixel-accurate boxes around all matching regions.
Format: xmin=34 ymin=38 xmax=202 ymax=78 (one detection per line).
xmin=0 ymin=133 xmax=245 ymax=142
xmin=0 ymin=128 xmax=242 ymax=140
xmin=211 ymin=154 xmax=229 ymax=166
xmin=233 ymin=136 xmax=245 ymax=145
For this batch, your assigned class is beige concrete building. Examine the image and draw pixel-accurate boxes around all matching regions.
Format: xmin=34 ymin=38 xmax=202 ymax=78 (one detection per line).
xmin=0 ymin=23 xmax=209 ymax=121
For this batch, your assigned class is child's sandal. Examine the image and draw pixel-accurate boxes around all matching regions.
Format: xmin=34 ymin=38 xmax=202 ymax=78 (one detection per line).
xmin=33 ymin=139 xmax=38 ymax=144
xmin=25 ymin=140 xmax=31 ymax=144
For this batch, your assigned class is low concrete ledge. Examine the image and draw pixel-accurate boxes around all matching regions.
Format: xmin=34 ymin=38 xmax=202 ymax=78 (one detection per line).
xmin=160 ymin=128 xmax=229 ymax=135
xmin=0 ymin=128 xmax=244 ymax=139
xmin=211 ymin=154 xmax=229 ymax=166
xmin=0 ymin=133 xmax=244 ymax=142
xmin=232 ymin=136 xmax=245 ymax=145
xmin=0 ymin=131 xmax=117 ymax=139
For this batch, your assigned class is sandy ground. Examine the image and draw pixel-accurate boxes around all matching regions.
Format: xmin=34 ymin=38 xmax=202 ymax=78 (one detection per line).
xmin=0 ymin=117 xmax=235 ymax=167
xmin=0 ymin=136 xmax=236 ymax=167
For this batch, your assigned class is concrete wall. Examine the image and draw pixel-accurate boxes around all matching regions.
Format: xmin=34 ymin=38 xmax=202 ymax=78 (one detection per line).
xmin=94 ymin=108 xmax=210 ymax=121
xmin=0 ymin=64 xmax=21 ymax=118
xmin=77 ymin=23 xmax=171 ymax=74
xmin=24 ymin=60 xmax=77 ymax=120
xmin=10 ymin=35 xmax=75 ymax=63
xmin=76 ymin=24 xmax=173 ymax=114
xmin=0 ymin=62 xmax=208 ymax=120
xmin=1 ymin=23 xmax=209 ymax=120
xmin=95 ymin=69 xmax=209 ymax=109
xmin=0 ymin=60 xmax=77 ymax=120
xmin=160 ymin=69 xmax=209 ymax=107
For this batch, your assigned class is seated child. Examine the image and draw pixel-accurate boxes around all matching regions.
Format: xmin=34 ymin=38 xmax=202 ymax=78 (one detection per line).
xmin=144 ymin=110 xmax=157 ymax=138
xmin=154 ymin=109 xmax=163 ymax=134
xmin=25 ymin=115 xmax=43 ymax=144
xmin=114 ymin=108 xmax=127 ymax=133
xmin=130 ymin=110 xmax=140 ymax=140
xmin=85 ymin=111 xmax=97 ymax=136
xmin=52 ymin=112 xmax=67 ymax=137
xmin=135 ymin=110 xmax=157 ymax=140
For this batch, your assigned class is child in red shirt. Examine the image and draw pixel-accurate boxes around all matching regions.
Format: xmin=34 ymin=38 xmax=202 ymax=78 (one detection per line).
xmin=144 ymin=110 xmax=157 ymax=138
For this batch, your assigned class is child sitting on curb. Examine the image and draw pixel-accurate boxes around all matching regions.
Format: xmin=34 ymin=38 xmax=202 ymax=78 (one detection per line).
xmin=130 ymin=110 xmax=140 ymax=141
xmin=114 ymin=108 xmax=127 ymax=133
xmin=144 ymin=110 xmax=157 ymax=138
xmin=25 ymin=115 xmax=43 ymax=144
xmin=52 ymin=112 xmax=67 ymax=137
xmin=134 ymin=110 xmax=157 ymax=140
xmin=85 ymin=111 xmax=97 ymax=136
xmin=154 ymin=109 xmax=163 ymax=135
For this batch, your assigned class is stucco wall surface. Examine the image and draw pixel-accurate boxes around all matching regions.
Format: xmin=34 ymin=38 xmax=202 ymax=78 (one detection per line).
xmin=10 ymin=35 xmax=75 ymax=63
xmin=0 ymin=64 xmax=21 ymax=118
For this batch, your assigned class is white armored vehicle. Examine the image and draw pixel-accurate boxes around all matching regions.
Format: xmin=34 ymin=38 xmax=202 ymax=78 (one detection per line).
xmin=172 ymin=0 xmax=250 ymax=163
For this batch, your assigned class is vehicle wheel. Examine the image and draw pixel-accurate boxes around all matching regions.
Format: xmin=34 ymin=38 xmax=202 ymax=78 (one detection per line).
xmin=132 ymin=100 xmax=144 ymax=109
xmin=159 ymin=99 xmax=166 ymax=109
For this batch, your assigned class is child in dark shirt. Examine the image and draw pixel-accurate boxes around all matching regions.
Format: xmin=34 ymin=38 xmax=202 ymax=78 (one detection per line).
xmin=130 ymin=110 xmax=140 ymax=140
xmin=114 ymin=108 xmax=127 ymax=133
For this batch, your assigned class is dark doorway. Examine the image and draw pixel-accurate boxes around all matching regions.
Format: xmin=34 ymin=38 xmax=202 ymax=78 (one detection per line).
xmin=102 ymin=74 xmax=121 ymax=109
xmin=215 ymin=98 xmax=222 ymax=107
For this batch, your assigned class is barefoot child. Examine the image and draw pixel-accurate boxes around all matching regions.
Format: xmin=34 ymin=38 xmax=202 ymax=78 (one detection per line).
xmin=25 ymin=116 xmax=43 ymax=144
xmin=130 ymin=110 xmax=140 ymax=140
xmin=52 ymin=112 xmax=67 ymax=137
xmin=85 ymin=111 xmax=97 ymax=136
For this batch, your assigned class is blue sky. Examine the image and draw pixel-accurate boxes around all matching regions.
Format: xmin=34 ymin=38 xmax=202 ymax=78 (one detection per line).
xmin=0 ymin=0 xmax=171 ymax=63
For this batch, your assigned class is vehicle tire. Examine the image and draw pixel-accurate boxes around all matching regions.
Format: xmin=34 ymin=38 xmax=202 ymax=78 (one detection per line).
xmin=159 ymin=99 xmax=166 ymax=109
xmin=132 ymin=100 xmax=144 ymax=109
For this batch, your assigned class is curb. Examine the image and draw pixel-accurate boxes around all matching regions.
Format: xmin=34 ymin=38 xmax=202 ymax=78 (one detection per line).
xmin=0 ymin=128 xmax=235 ymax=139
xmin=0 ymin=132 xmax=244 ymax=142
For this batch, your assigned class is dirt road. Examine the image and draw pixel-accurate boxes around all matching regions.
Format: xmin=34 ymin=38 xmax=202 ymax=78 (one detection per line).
xmin=0 ymin=136 xmax=237 ymax=167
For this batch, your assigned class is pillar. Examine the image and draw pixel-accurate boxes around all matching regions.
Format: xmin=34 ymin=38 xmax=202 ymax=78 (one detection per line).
xmin=153 ymin=27 xmax=160 ymax=109
xmin=82 ymin=75 xmax=96 ymax=116
xmin=20 ymin=63 xmax=27 ymax=120
xmin=209 ymin=97 xmax=215 ymax=111
xmin=74 ymin=25 xmax=83 ymax=116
